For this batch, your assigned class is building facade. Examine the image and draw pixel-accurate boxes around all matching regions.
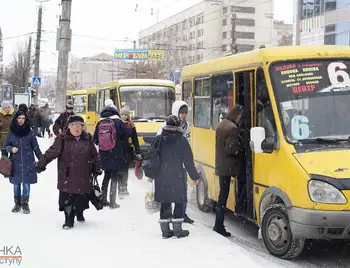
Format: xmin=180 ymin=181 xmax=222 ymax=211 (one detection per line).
xmin=293 ymin=0 xmax=350 ymax=45
xmin=0 ymin=27 xmax=3 ymax=86
xmin=138 ymin=0 xmax=274 ymax=78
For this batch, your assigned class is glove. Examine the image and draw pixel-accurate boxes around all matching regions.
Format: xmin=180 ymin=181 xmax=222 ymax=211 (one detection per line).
xmin=35 ymin=166 xmax=46 ymax=173
xmin=94 ymin=169 xmax=103 ymax=176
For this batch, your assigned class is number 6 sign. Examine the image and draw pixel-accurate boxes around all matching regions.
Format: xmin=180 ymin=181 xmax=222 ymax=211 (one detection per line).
xmin=327 ymin=62 xmax=350 ymax=86
xmin=291 ymin=115 xmax=310 ymax=140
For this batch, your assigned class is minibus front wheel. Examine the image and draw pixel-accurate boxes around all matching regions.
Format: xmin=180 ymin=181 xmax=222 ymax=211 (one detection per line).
xmin=261 ymin=204 xmax=305 ymax=259
xmin=195 ymin=167 xmax=213 ymax=213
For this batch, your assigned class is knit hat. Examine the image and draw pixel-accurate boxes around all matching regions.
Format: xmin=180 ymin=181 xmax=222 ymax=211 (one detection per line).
xmin=166 ymin=115 xmax=181 ymax=127
xmin=120 ymin=106 xmax=130 ymax=116
xmin=18 ymin=103 xmax=28 ymax=113
xmin=66 ymin=99 xmax=74 ymax=110
xmin=1 ymin=101 xmax=11 ymax=109
xmin=67 ymin=115 xmax=85 ymax=127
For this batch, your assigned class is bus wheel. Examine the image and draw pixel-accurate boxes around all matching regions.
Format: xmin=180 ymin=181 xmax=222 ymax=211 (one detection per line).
xmin=261 ymin=204 xmax=305 ymax=259
xmin=196 ymin=175 xmax=212 ymax=213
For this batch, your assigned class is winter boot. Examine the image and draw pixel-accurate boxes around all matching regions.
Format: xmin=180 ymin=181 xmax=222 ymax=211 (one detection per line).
xmin=118 ymin=183 xmax=124 ymax=200
xmin=184 ymin=213 xmax=194 ymax=224
xmin=124 ymin=187 xmax=130 ymax=196
xmin=21 ymin=196 xmax=30 ymax=214
xmin=213 ymin=206 xmax=231 ymax=237
xmin=62 ymin=206 xmax=75 ymax=229
xmin=172 ymin=218 xmax=189 ymax=238
xmin=12 ymin=197 xmax=21 ymax=213
xmin=101 ymin=188 xmax=110 ymax=207
xmin=76 ymin=210 xmax=85 ymax=223
xmin=109 ymin=180 xmax=120 ymax=209
xmin=158 ymin=219 xmax=173 ymax=239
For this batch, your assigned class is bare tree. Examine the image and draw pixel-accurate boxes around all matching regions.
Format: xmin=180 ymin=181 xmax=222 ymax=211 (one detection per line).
xmin=124 ymin=61 xmax=166 ymax=79
xmin=67 ymin=55 xmax=81 ymax=90
xmin=278 ymin=32 xmax=293 ymax=46
xmin=4 ymin=38 xmax=32 ymax=93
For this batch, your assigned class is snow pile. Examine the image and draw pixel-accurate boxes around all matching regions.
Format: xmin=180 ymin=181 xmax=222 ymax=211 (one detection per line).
xmin=0 ymin=138 xmax=280 ymax=268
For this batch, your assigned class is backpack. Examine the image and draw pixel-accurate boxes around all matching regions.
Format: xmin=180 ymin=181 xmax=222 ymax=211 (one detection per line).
xmin=142 ymin=135 xmax=162 ymax=179
xmin=97 ymin=118 xmax=117 ymax=151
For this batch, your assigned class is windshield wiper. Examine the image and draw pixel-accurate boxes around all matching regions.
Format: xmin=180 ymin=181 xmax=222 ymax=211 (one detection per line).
xmin=297 ymin=137 xmax=350 ymax=144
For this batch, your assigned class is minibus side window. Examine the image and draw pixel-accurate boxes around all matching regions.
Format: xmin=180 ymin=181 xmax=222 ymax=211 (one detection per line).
xmin=211 ymin=73 xmax=234 ymax=129
xmin=255 ymin=68 xmax=277 ymax=142
xmin=88 ymin=94 xmax=96 ymax=112
xmin=194 ymin=77 xmax=211 ymax=129
xmin=182 ymin=81 xmax=193 ymax=125
xmin=98 ymin=90 xmax=105 ymax=113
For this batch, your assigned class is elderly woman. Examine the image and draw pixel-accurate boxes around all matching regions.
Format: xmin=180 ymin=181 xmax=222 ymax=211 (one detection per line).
xmin=36 ymin=115 xmax=101 ymax=229
xmin=0 ymin=101 xmax=15 ymax=158
xmin=5 ymin=110 xmax=42 ymax=214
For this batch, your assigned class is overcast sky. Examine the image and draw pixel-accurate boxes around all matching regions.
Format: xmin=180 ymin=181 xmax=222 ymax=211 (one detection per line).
xmin=0 ymin=0 xmax=293 ymax=72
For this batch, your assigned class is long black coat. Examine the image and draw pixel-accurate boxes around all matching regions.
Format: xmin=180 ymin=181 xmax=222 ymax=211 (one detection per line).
xmin=154 ymin=125 xmax=199 ymax=203
xmin=93 ymin=107 xmax=125 ymax=171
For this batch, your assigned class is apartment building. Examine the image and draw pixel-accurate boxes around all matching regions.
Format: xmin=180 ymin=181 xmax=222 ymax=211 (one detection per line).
xmin=293 ymin=0 xmax=350 ymax=45
xmin=0 ymin=27 xmax=3 ymax=85
xmin=138 ymin=0 xmax=274 ymax=78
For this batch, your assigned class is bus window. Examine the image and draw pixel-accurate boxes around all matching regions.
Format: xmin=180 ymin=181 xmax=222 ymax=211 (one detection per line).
xmin=97 ymin=90 xmax=105 ymax=113
xmin=212 ymin=73 xmax=234 ymax=129
xmin=110 ymin=88 xmax=117 ymax=106
xmin=72 ymin=94 xmax=86 ymax=115
xmin=182 ymin=81 xmax=192 ymax=124
xmin=255 ymin=68 xmax=277 ymax=141
xmin=88 ymin=94 xmax=96 ymax=112
xmin=194 ymin=77 xmax=211 ymax=129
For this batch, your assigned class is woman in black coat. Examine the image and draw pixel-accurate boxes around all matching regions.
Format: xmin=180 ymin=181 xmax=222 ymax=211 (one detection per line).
xmin=154 ymin=115 xmax=200 ymax=239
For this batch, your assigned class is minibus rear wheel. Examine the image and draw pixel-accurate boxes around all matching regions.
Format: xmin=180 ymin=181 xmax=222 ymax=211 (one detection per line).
xmin=261 ymin=204 xmax=305 ymax=259
xmin=196 ymin=175 xmax=212 ymax=213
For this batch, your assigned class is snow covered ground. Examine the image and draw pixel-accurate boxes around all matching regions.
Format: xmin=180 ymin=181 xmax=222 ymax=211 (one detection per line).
xmin=0 ymin=137 xmax=285 ymax=268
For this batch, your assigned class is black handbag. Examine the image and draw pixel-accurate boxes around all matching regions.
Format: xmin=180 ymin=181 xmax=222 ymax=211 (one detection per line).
xmin=142 ymin=135 xmax=162 ymax=179
xmin=89 ymin=175 xmax=104 ymax=210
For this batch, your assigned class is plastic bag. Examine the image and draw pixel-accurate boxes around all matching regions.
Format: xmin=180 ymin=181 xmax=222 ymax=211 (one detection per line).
xmin=144 ymin=180 xmax=161 ymax=214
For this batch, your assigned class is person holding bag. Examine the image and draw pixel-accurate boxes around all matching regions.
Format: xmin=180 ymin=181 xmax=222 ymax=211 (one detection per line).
xmin=36 ymin=115 xmax=102 ymax=229
xmin=5 ymin=110 xmax=42 ymax=214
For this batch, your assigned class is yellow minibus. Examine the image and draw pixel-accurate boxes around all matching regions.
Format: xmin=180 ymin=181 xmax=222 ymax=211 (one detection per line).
xmin=181 ymin=45 xmax=350 ymax=259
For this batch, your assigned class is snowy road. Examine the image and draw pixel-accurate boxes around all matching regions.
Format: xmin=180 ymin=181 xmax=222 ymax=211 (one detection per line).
xmin=0 ymin=138 xmax=349 ymax=268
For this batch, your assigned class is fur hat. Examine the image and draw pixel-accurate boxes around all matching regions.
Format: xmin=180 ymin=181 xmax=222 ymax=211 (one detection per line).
xmin=1 ymin=101 xmax=11 ymax=109
xmin=166 ymin=115 xmax=181 ymax=127
xmin=66 ymin=99 xmax=74 ymax=110
xmin=67 ymin=115 xmax=85 ymax=127
xmin=18 ymin=103 xmax=28 ymax=113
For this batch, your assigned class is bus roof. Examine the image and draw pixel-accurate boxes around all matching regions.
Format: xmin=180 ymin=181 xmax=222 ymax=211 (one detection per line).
xmin=97 ymin=79 xmax=175 ymax=90
xmin=182 ymin=45 xmax=350 ymax=78
xmin=68 ymin=89 xmax=87 ymax=95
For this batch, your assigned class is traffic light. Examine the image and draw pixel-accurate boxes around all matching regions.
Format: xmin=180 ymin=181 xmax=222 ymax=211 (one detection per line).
xmin=31 ymin=88 xmax=36 ymax=98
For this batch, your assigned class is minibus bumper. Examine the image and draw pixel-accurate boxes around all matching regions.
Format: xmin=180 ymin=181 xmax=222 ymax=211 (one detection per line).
xmin=289 ymin=207 xmax=350 ymax=239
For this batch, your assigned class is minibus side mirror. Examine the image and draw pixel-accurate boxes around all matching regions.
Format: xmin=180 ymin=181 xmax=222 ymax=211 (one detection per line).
xmin=250 ymin=127 xmax=274 ymax=154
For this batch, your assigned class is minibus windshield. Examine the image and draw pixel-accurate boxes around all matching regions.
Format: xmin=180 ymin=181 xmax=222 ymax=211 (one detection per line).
xmin=119 ymin=86 xmax=175 ymax=120
xmin=270 ymin=59 xmax=350 ymax=143
xmin=72 ymin=94 xmax=86 ymax=114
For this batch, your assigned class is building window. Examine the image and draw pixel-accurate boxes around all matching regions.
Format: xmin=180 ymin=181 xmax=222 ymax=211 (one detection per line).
xmin=223 ymin=7 xmax=228 ymax=14
xmin=223 ymin=18 xmax=228 ymax=26
xmin=237 ymin=44 xmax=254 ymax=52
xmin=325 ymin=24 xmax=335 ymax=33
xmin=324 ymin=33 xmax=336 ymax=45
xmin=197 ymin=41 xmax=203 ymax=49
xmin=222 ymin=44 xmax=227 ymax=51
xmin=235 ymin=18 xmax=255 ymax=27
xmin=231 ymin=6 xmax=255 ymax=13
xmin=212 ymin=73 xmax=234 ymax=129
xmin=325 ymin=0 xmax=336 ymax=11
xmin=235 ymin=31 xmax=255 ymax=39
xmin=194 ymin=78 xmax=211 ymax=129
xmin=196 ymin=54 xmax=202 ymax=62
xmin=197 ymin=29 xmax=204 ymax=37
xmin=223 ymin=31 xmax=227 ymax=39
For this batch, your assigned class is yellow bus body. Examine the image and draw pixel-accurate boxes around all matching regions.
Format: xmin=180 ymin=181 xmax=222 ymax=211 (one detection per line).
xmin=181 ymin=45 xmax=350 ymax=259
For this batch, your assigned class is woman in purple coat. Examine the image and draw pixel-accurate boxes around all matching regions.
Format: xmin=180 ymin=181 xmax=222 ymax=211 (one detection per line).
xmin=5 ymin=110 xmax=42 ymax=214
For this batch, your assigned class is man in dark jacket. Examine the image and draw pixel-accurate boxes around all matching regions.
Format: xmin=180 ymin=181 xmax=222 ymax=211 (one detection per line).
xmin=53 ymin=100 xmax=74 ymax=136
xmin=93 ymin=99 xmax=125 ymax=208
xmin=214 ymin=104 xmax=245 ymax=237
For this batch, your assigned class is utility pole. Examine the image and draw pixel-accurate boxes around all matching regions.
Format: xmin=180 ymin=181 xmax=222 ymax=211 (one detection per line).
xmin=230 ymin=12 xmax=237 ymax=55
xmin=56 ymin=0 xmax=72 ymax=113
xmin=33 ymin=5 xmax=43 ymax=103
xmin=25 ymin=36 xmax=32 ymax=93
xmin=133 ymin=40 xmax=137 ymax=78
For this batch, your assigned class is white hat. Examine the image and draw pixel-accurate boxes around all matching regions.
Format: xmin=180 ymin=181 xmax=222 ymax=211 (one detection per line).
xmin=105 ymin=99 xmax=117 ymax=109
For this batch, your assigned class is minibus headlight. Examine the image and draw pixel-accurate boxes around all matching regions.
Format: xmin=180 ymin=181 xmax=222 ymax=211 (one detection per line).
xmin=308 ymin=180 xmax=347 ymax=204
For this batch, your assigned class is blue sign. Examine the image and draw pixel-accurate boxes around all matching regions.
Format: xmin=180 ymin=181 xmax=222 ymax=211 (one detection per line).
xmin=32 ymin=77 xmax=41 ymax=87
xmin=114 ymin=49 xmax=149 ymax=60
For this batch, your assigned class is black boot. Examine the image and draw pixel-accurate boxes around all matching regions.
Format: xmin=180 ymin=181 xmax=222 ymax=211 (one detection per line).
xmin=12 ymin=197 xmax=21 ymax=213
xmin=172 ymin=218 xmax=189 ymax=238
xmin=158 ymin=219 xmax=173 ymax=239
xmin=101 ymin=188 xmax=110 ymax=207
xmin=109 ymin=180 xmax=120 ymax=209
xmin=76 ymin=210 xmax=85 ymax=222
xmin=213 ymin=206 xmax=231 ymax=237
xmin=184 ymin=213 xmax=194 ymax=224
xmin=63 ymin=206 xmax=75 ymax=229
xmin=21 ymin=196 xmax=30 ymax=214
